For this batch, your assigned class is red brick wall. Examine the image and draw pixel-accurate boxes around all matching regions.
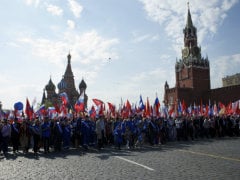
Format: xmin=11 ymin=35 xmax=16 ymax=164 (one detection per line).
xmin=210 ymin=85 xmax=240 ymax=104
xmin=165 ymin=65 xmax=239 ymax=109
xmin=192 ymin=67 xmax=210 ymax=92
xmin=177 ymin=66 xmax=210 ymax=91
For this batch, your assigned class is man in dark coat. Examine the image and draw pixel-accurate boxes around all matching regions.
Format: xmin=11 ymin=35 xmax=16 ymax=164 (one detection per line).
xmin=11 ymin=118 xmax=20 ymax=153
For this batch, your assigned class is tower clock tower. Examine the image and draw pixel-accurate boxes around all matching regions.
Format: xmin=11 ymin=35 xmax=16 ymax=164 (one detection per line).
xmin=164 ymin=3 xmax=211 ymax=108
xmin=164 ymin=3 xmax=240 ymax=111
xmin=175 ymin=3 xmax=210 ymax=93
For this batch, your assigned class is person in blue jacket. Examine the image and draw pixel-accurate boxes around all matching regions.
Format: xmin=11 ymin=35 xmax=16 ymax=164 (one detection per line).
xmin=11 ymin=118 xmax=20 ymax=154
xmin=41 ymin=117 xmax=51 ymax=154
xmin=114 ymin=124 xmax=123 ymax=150
xmin=63 ymin=118 xmax=71 ymax=149
xmin=31 ymin=119 xmax=41 ymax=156
xmin=53 ymin=119 xmax=63 ymax=152
xmin=1 ymin=119 xmax=11 ymax=157
xmin=81 ymin=115 xmax=90 ymax=150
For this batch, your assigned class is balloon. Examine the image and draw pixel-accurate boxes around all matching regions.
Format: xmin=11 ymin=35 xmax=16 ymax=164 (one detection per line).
xmin=14 ymin=102 xmax=24 ymax=110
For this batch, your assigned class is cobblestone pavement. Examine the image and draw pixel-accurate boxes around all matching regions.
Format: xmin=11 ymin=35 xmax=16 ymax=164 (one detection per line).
xmin=0 ymin=137 xmax=240 ymax=180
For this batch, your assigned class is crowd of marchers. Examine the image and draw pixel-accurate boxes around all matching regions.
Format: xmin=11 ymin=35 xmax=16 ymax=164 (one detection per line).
xmin=0 ymin=114 xmax=240 ymax=158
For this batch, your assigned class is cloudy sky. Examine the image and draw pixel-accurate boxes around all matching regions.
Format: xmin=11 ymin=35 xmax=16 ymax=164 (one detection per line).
xmin=0 ymin=0 xmax=240 ymax=110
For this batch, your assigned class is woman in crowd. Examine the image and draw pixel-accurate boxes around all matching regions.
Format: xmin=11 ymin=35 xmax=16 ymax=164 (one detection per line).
xmin=19 ymin=119 xmax=31 ymax=153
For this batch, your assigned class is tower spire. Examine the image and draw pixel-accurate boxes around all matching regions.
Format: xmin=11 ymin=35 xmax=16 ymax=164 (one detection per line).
xmin=186 ymin=2 xmax=193 ymax=28
xmin=67 ymin=52 xmax=71 ymax=64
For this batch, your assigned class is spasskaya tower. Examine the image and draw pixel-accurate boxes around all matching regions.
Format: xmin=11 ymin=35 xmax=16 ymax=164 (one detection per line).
xmin=164 ymin=3 xmax=210 ymax=108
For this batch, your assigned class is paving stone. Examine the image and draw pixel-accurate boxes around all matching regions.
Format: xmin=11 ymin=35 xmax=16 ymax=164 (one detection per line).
xmin=0 ymin=137 xmax=239 ymax=179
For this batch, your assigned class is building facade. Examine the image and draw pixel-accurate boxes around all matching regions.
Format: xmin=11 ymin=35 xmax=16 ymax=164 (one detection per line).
xmin=164 ymin=5 xmax=240 ymax=111
xmin=222 ymin=73 xmax=240 ymax=87
xmin=42 ymin=53 xmax=88 ymax=109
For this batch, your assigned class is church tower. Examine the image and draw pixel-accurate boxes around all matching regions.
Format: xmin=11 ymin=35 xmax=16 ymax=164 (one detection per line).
xmin=175 ymin=3 xmax=210 ymax=93
xmin=42 ymin=53 xmax=89 ymax=110
xmin=59 ymin=53 xmax=79 ymax=107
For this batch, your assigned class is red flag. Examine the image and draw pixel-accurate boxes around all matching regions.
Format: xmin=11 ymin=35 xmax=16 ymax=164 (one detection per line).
xmin=182 ymin=100 xmax=187 ymax=115
xmin=145 ymin=97 xmax=150 ymax=117
xmin=98 ymin=103 xmax=105 ymax=116
xmin=74 ymin=103 xmax=85 ymax=113
xmin=89 ymin=105 xmax=96 ymax=119
xmin=168 ymin=105 xmax=175 ymax=117
xmin=60 ymin=104 xmax=67 ymax=117
xmin=126 ymin=100 xmax=131 ymax=111
xmin=107 ymin=102 xmax=115 ymax=117
xmin=92 ymin=98 xmax=104 ymax=106
xmin=121 ymin=104 xmax=129 ymax=119
xmin=218 ymin=102 xmax=226 ymax=115
xmin=219 ymin=102 xmax=226 ymax=109
xmin=226 ymin=102 xmax=233 ymax=115
xmin=54 ymin=103 xmax=60 ymax=113
xmin=25 ymin=98 xmax=33 ymax=119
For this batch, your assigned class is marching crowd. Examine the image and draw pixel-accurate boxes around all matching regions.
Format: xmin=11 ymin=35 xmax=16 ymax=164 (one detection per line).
xmin=0 ymin=114 xmax=240 ymax=157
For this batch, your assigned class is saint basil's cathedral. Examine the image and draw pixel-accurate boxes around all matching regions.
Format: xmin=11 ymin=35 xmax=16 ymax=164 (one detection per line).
xmin=41 ymin=53 xmax=88 ymax=109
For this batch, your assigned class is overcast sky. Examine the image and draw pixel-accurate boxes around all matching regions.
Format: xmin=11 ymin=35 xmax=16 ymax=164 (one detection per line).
xmin=0 ymin=0 xmax=240 ymax=110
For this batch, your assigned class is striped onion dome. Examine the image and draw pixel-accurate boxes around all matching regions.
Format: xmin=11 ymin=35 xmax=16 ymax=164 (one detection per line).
xmin=58 ymin=78 xmax=67 ymax=90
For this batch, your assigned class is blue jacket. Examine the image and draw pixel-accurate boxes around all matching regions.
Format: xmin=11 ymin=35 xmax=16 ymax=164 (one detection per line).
xmin=41 ymin=122 xmax=51 ymax=138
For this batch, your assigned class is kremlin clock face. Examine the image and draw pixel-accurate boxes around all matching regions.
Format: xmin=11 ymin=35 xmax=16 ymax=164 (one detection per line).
xmin=182 ymin=48 xmax=189 ymax=58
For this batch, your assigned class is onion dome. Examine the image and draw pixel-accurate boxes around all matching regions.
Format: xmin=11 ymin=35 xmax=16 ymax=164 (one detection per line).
xmin=45 ymin=78 xmax=56 ymax=91
xmin=58 ymin=78 xmax=67 ymax=90
xmin=79 ymin=79 xmax=87 ymax=90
